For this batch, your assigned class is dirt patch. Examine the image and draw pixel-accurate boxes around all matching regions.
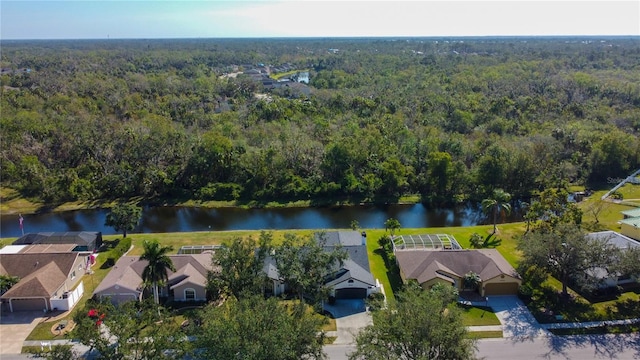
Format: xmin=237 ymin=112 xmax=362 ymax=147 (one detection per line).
xmin=50 ymin=320 xmax=75 ymax=336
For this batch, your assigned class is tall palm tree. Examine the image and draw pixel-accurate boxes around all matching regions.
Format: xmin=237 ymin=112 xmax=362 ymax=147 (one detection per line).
xmin=481 ymin=189 xmax=512 ymax=234
xmin=140 ymin=240 xmax=176 ymax=304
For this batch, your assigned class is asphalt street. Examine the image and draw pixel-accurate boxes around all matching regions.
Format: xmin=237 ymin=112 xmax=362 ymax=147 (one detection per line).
xmin=324 ymin=333 xmax=640 ymax=360
xmin=476 ymin=334 xmax=640 ymax=360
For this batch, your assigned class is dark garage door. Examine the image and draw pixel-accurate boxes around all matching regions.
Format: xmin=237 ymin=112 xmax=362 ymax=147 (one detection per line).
xmin=10 ymin=298 xmax=48 ymax=312
xmin=484 ymin=282 xmax=519 ymax=296
xmin=335 ymin=288 xmax=367 ymax=299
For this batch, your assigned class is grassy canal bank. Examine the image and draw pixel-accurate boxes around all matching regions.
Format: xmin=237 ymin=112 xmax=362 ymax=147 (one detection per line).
xmin=4 ymin=183 xmax=640 ymax=344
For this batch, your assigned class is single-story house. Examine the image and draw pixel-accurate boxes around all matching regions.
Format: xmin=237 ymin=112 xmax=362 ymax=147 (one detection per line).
xmin=585 ymin=231 xmax=640 ymax=288
xmin=0 ymin=252 xmax=87 ymax=312
xmin=264 ymin=231 xmax=380 ymax=299
xmin=395 ymin=249 xmax=521 ymax=296
xmin=620 ymin=208 xmax=640 ymax=219
xmin=14 ymin=232 xmax=103 ymax=252
xmin=619 ymin=217 xmax=640 ymax=241
xmin=93 ymin=254 xmax=213 ymax=304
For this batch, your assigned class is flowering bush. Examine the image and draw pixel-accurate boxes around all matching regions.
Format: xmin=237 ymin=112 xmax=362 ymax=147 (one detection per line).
xmin=87 ymin=308 xmax=106 ymax=326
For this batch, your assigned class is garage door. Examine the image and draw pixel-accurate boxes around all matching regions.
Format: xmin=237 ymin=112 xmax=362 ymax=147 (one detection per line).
xmin=10 ymin=298 xmax=48 ymax=312
xmin=484 ymin=283 xmax=519 ymax=296
xmin=335 ymin=288 xmax=367 ymax=299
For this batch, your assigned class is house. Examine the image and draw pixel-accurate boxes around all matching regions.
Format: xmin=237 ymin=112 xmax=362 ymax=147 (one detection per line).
xmin=585 ymin=231 xmax=640 ymax=287
xmin=93 ymin=254 xmax=213 ymax=304
xmin=0 ymin=252 xmax=87 ymax=312
xmin=619 ymin=217 xmax=640 ymax=241
xmin=264 ymin=231 xmax=381 ymax=299
xmin=14 ymin=232 xmax=103 ymax=252
xmin=395 ymin=249 xmax=521 ymax=296
xmin=620 ymin=208 xmax=640 ymax=219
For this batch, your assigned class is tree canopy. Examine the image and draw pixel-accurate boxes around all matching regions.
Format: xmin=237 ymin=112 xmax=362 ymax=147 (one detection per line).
xmin=272 ymin=232 xmax=347 ymax=304
xmin=2 ymin=38 xmax=639 ymax=206
xmin=195 ymin=296 xmax=327 ymax=360
xmin=349 ymin=285 xmax=475 ymax=360
xmin=104 ymin=203 xmax=142 ymax=238
xmin=518 ymin=223 xmax=619 ymax=295
xmin=72 ymin=299 xmax=190 ymax=360
xmin=207 ymin=231 xmax=272 ymax=300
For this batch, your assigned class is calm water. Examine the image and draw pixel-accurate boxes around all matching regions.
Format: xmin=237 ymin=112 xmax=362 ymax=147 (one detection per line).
xmin=0 ymin=203 xmax=520 ymax=238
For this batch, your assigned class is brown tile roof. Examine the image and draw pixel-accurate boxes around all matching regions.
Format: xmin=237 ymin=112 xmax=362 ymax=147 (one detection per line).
xmin=395 ymin=249 xmax=519 ymax=285
xmin=20 ymin=244 xmax=77 ymax=253
xmin=0 ymin=253 xmax=79 ymax=298
xmin=93 ymin=254 xmax=214 ymax=296
xmin=0 ymin=253 xmax=78 ymax=279
xmin=93 ymin=257 xmax=143 ymax=294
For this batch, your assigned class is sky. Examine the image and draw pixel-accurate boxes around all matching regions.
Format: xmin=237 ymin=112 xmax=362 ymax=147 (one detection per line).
xmin=1 ymin=1 xmax=639 ymax=40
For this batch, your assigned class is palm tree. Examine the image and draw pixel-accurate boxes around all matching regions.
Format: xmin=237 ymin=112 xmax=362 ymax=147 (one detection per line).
xmin=384 ymin=218 xmax=401 ymax=238
xmin=140 ymin=240 xmax=176 ymax=304
xmin=481 ymin=189 xmax=512 ymax=234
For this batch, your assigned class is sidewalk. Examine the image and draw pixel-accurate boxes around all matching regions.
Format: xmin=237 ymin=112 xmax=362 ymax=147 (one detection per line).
xmin=541 ymin=317 xmax=640 ymax=330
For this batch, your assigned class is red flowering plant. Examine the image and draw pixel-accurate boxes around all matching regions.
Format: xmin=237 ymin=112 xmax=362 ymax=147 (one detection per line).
xmin=87 ymin=308 xmax=106 ymax=326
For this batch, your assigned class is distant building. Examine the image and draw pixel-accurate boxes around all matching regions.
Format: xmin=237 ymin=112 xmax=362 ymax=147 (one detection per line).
xmin=585 ymin=231 xmax=640 ymax=288
xmin=620 ymin=217 xmax=640 ymax=241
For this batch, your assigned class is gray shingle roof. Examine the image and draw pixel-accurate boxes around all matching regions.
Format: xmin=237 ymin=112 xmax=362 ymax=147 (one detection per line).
xmin=14 ymin=232 xmax=100 ymax=246
xmin=265 ymin=231 xmax=375 ymax=286
xmin=318 ymin=231 xmax=365 ymax=247
xmin=585 ymin=231 xmax=640 ymax=249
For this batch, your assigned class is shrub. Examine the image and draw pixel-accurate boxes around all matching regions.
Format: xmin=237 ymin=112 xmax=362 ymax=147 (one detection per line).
xmin=469 ymin=233 xmax=483 ymax=248
xmin=366 ymin=292 xmax=386 ymax=311
xmin=112 ymin=238 xmax=132 ymax=258
xmin=198 ymin=182 xmax=243 ymax=201
xmin=610 ymin=191 xmax=623 ymax=200
xmin=377 ymin=235 xmax=391 ymax=250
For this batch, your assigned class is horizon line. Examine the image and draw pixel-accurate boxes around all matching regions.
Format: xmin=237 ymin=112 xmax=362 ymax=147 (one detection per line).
xmin=3 ymin=34 xmax=640 ymax=41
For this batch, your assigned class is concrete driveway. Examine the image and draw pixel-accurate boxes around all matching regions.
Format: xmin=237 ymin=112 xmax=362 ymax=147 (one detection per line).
xmin=0 ymin=311 xmax=44 ymax=355
xmin=486 ymin=295 xmax=549 ymax=339
xmin=323 ymin=299 xmax=372 ymax=345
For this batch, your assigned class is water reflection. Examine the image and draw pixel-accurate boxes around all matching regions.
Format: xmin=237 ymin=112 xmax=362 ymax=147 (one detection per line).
xmin=0 ymin=203 xmax=519 ymax=238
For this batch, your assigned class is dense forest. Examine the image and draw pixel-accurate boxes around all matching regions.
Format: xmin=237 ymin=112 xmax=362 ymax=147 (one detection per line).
xmin=1 ymin=37 xmax=639 ymax=206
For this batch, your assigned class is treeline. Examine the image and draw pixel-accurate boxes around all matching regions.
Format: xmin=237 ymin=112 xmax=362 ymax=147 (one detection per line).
xmin=1 ymin=38 xmax=639 ymax=205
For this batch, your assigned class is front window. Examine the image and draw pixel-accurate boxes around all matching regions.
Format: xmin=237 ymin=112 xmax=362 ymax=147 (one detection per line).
xmin=185 ymin=288 xmax=196 ymax=301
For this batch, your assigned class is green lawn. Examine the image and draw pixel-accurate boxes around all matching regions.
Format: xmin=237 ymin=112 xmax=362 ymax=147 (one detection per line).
xmin=0 ymin=237 xmax=16 ymax=249
xmin=269 ymin=69 xmax=309 ymax=80
xmin=466 ymin=331 xmax=503 ymax=339
xmin=549 ymin=323 xmax=640 ymax=336
xmin=525 ymin=276 xmax=640 ymax=323
xmin=616 ymin=182 xmax=640 ymax=201
xmin=15 ymin=185 xmax=640 ymax=343
xmin=25 ymin=239 xmax=124 ymax=341
xmin=459 ymin=305 xmax=501 ymax=326
xmin=578 ymin=189 xmax=638 ymax=231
